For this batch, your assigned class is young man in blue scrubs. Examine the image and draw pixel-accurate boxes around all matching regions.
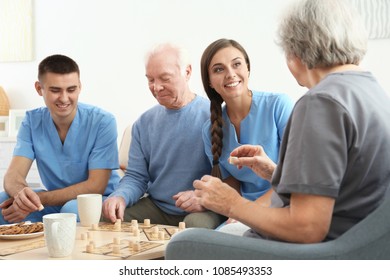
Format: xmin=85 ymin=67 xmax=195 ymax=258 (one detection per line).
xmin=0 ymin=54 xmax=120 ymax=224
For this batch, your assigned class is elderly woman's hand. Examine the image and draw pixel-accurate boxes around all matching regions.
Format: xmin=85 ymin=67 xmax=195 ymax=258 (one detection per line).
xmin=193 ymin=175 xmax=243 ymax=217
xmin=229 ymin=145 xmax=277 ymax=181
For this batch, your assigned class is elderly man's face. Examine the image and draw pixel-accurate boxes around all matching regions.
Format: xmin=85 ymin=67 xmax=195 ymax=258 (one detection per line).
xmin=145 ymin=50 xmax=190 ymax=109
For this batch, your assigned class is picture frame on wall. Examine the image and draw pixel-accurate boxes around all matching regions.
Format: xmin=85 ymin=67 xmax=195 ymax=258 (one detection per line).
xmin=8 ymin=109 xmax=26 ymax=137
xmin=0 ymin=116 xmax=9 ymax=137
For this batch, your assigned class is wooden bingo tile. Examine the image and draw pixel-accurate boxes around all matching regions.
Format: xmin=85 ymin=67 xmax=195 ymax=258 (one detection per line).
xmin=143 ymin=226 xmax=173 ymax=241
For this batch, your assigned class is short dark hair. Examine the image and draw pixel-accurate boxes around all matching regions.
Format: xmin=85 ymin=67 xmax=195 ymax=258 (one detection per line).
xmin=38 ymin=54 xmax=80 ymax=81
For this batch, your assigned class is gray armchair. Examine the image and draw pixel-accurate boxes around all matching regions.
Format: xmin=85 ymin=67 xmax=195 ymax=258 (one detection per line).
xmin=165 ymin=197 xmax=390 ymax=260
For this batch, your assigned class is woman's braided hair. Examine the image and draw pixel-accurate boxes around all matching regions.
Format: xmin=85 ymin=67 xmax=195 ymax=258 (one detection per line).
xmin=200 ymin=39 xmax=250 ymax=178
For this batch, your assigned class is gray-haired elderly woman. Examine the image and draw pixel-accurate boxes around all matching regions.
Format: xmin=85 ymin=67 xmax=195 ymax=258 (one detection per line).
xmin=193 ymin=0 xmax=390 ymax=243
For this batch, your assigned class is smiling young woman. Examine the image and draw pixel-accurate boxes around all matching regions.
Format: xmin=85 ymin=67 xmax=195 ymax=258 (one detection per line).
xmin=200 ymin=38 xmax=294 ymax=213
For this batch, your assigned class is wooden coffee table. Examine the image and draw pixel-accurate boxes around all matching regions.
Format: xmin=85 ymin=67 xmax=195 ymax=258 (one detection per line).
xmin=0 ymin=222 xmax=182 ymax=260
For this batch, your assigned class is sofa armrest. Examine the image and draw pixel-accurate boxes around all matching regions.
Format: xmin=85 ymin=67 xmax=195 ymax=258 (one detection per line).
xmin=166 ymin=197 xmax=390 ymax=260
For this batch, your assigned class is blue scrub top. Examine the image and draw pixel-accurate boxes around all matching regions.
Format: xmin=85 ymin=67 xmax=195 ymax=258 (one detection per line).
xmin=202 ymin=91 xmax=294 ymax=200
xmin=14 ymin=103 xmax=120 ymax=195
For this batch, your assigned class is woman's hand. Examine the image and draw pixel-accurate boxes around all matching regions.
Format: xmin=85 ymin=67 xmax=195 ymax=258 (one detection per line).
xmin=229 ymin=145 xmax=277 ymax=181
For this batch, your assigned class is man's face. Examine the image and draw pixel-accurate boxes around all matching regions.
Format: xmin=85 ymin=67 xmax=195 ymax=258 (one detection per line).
xmin=35 ymin=72 xmax=81 ymax=123
xmin=145 ymin=50 xmax=190 ymax=109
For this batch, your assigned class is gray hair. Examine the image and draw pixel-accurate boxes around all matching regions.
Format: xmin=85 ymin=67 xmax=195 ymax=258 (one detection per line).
xmin=276 ymin=0 xmax=368 ymax=69
xmin=144 ymin=42 xmax=191 ymax=75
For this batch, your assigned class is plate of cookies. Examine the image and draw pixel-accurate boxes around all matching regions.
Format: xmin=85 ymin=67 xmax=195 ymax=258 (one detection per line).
xmin=0 ymin=221 xmax=44 ymax=240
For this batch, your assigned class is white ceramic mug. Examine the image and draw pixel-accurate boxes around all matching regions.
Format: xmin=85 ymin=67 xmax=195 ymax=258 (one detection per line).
xmin=77 ymin=193 xmax=102 ymax=227
xmin=43 ymin=213 xmax=77 ymax=258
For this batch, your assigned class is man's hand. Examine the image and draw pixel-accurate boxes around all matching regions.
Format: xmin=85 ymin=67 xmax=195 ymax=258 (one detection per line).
xmin=13 ymin=188 xmax=42 ymax=212
xmin=0 ymin=197 xmax=29 ymax=223
xmin=173 ymin=190 xmax=205 ymax=213
xmin=102 ymin=196 xmax=126 ymax=223
xmin=0 ymin=188 xmax=42 ymax=223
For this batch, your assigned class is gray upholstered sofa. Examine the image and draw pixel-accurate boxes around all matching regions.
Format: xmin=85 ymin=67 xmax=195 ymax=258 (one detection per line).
xmin=165 ymin=196 xmax=390 ymax=260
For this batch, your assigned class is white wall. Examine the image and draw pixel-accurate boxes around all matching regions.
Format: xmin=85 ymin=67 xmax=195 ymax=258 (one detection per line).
xmin=1 ymin=0 xmax=389 ymax=139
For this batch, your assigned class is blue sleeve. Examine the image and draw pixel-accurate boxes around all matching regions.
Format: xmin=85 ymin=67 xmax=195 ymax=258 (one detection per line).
xmin=88 ymin=114 xmax=119 ymax=170
xmin=108 ymin=121 xmax=149 ymax=206
xmin=274 ymin=94 xmax=295 ymax=143
xmin=13 ymin=112 xmax=35 ymax=160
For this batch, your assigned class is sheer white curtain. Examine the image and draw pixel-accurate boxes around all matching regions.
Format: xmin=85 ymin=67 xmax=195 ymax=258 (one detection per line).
xmin=349 ymin=0 xmax=390 ymax=39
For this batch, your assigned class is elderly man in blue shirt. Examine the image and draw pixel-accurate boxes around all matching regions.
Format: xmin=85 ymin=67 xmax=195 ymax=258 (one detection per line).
xmin=102 ymin=43 xmax=224 ymax=229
